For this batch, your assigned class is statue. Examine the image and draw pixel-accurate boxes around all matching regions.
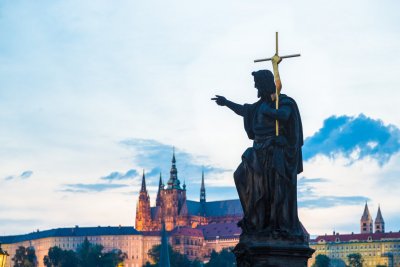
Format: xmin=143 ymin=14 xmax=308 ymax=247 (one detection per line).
xmin=212 ymin=69 xmax=304 ymax=240
xmin=212 ymin=33 xmax=313 ymax=266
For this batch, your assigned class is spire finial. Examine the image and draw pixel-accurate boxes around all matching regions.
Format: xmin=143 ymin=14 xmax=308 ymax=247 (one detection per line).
xmin=140 ymin=169 xmax=147 ymax=192
xmin=201 ymin=167 xmax=205 ymax=188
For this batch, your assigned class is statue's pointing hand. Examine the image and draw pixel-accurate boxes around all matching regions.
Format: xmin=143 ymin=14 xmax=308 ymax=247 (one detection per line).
xmin=211 ymin=95 xmax=227 ymax=106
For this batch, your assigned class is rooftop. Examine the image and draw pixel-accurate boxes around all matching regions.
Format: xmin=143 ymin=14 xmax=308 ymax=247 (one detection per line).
xmin=312 ymin=231 xmax=400 ymax=243
xmin=0 ymin=226 xmax=141 ymax=244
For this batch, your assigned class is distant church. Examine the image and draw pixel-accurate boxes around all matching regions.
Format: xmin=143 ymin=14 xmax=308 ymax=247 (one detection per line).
xmin=135 ymin=150 xmax=243 ymax=231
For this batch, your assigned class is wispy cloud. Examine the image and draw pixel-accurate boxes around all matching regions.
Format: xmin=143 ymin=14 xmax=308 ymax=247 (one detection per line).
xmin=61 ymin=183 xmax=128 ymax=193
xmin=298 ymin=177 xmax=369 ymax=209
xmin=303 ymin=114 xmax=400 ymax=165
xmin=4 ymin=170 xmax=33 ymax=181
xmin=120 ymin=138 xmax=230 ymax=183
xmin=101 ymin=169 xmax=139 ymax=181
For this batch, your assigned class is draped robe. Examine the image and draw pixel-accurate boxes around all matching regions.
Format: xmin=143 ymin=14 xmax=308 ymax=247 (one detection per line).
xmin=234 ymin=94 xmax=304 ymax=238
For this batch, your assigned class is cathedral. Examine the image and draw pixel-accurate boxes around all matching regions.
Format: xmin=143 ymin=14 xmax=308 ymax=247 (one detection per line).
xmin=135 ymin=151 xmax=243 ymax=231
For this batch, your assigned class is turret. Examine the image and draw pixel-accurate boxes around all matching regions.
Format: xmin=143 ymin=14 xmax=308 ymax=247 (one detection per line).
xmin=360 ymin=202 xmax=373 ymax=234
xmin=375 ymin=205 xmax=385 ymax=233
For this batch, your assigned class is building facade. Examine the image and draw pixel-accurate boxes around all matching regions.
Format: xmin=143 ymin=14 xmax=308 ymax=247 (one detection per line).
xmin=0 ymin=226 xmax=149 ymax=267
xmin=309 ymin=204 xmax=400 ymax=267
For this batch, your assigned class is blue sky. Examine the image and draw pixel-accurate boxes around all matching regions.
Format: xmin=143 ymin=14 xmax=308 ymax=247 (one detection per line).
xmin=1 ymin=0 xmax=400 ymax=236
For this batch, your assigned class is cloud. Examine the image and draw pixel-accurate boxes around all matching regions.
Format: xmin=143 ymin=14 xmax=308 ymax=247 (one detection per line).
xmin=298 ymin=177 xmax=369 ymax=209
xmin=120 ymin=138 xmax=230 ymax=184
xmin=4 ymin=170 xmax=33 ymax=180
xmin=61 ymin=183 xmax=128 ymax=193
xmin=101 ymin=169 xmax=139 ymax=181
xmin=303 ymin=114 xmax=400 ymax=165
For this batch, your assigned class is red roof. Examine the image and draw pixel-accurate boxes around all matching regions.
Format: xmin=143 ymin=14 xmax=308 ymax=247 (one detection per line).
xmin=197 ymin=222 xmax=241 ymax=240
xmin=312 ymin=232 xmax=400 ymax=243
xmin=170 ymin=227 xmax=204 ymax=237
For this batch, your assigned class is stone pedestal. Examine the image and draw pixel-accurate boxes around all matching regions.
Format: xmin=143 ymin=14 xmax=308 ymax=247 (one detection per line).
xmin=234 ymin=234 xmax=315 ymax=267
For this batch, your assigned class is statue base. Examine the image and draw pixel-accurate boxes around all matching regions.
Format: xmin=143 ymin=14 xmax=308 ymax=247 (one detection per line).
xmin=233 ymin=234 xmax=315 ymax=267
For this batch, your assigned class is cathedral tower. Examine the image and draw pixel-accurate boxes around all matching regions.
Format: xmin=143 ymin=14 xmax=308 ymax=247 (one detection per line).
xmin=162 ymin=149 xmax=187 ymax=231
xmin=374 ymin=205 xmax=385 ymax=233
xmin=360 ymin=202 xmax=373 ymax=234
xmin=135 ymin=171 xmax=152 ymax=231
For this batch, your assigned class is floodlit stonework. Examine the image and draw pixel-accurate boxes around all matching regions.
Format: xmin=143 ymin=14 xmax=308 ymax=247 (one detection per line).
xmin=135 ymin=151 xmax=243 ymax=232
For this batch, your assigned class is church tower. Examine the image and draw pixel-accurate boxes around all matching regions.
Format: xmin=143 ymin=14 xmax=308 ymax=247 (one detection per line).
xmin=135 ymin=171 xmax=152 ymax=231
xmin=199 ymin=169 xmax=206 ymax=216
xmin=360 ymin=202 xmax=373 ymax=234
xmin=374 ymin=205 xmax=385 ymax=233
xmin=162 ymin=149 xmax=187 ymax=231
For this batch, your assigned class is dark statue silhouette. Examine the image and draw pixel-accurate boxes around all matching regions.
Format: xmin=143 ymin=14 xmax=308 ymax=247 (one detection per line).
xmin=212 ymin=69 xmax=313 ymax=267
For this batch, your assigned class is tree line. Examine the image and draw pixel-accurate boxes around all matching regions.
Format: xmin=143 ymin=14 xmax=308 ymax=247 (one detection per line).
xmin=10 ymin=239 xmax=236 ymax=267
xmin=11 ymin=238 xmax=126 ymax=267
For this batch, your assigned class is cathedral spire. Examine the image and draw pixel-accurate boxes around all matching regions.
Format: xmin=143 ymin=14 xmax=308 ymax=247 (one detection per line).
xmin=167 ymin=147 xmax=181 ymax=189
xmin=156 ymin=173 xmax=164 ymax=206
xmin=140 ymin=169 xmax=147 ymax=192
xmin=200 ymin=168 xmax=206 ymax=203
xmin=360 ymin=202 xmax=373 ymax=234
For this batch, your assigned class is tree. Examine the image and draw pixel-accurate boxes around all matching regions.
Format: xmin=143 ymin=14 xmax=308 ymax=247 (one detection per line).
xmin=12 ymin=246 xmax=37 ymax=267
xmin=44 ymin=240 xmax=126 ymax=267
xmin=347 ymin=253 xmax=363 ymax=267
xmin=76 ymin=238 xmax=104 ymax=267
xmin=43 ymin=246 xmax=79 ymax=267
xmin=312 ymin=254 xmax=330 ymax=267
xmin=205 ymin=248 xmax=235 ymax=267
xmin=101 ymin=249 xmax=128 ymax=267
xmin=146 ymin=244 xmax=193 ymax=267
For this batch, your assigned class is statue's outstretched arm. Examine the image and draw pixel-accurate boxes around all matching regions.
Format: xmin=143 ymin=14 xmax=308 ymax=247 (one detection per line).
xmin=260 ymin=103 xmax=291 ymax=121
xmin=211 ymin=95 xmax=244 ymax=116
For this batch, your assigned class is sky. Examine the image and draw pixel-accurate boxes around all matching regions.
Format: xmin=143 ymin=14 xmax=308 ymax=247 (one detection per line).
xmin=1 ymin=0 xmax=400 ymax=236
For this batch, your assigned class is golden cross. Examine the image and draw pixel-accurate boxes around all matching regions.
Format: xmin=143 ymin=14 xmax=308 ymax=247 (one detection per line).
xmin=254 ymin=32 xmax=300 ymax=136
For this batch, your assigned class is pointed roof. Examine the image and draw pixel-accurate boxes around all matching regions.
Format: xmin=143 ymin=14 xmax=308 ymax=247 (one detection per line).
xmin=172 ymin=147 xmax=176 ymax=163
xmin=159 ymin=223 xmax=171 ymax=267
xmin=361 ymin=202 xmax=372 ymax=221
xmin=156 ymin=173 xmax=164 ymax=206
xmin=158 ymin=173 xmax=164 ymax=191
xmin=140 ymin=170 xmax=147 ymax=192
xmin=375 ymin=205 xmax=384 ymax=223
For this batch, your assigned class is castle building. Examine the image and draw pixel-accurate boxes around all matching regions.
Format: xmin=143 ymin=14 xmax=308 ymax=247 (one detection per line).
xmin=0 ymin=226 xmax=149 ymax=267
xmin=1 ymin=151 xmax=243 ymax=267
xmin=135 ymin=151 xmax=243 ymax=232
xmin=309 ymin=205 xmax=400 ymax=267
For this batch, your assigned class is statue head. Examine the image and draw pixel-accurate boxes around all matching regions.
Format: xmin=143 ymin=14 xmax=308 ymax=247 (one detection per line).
xmin=252 ymin=70 xmax=276 ymax=100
